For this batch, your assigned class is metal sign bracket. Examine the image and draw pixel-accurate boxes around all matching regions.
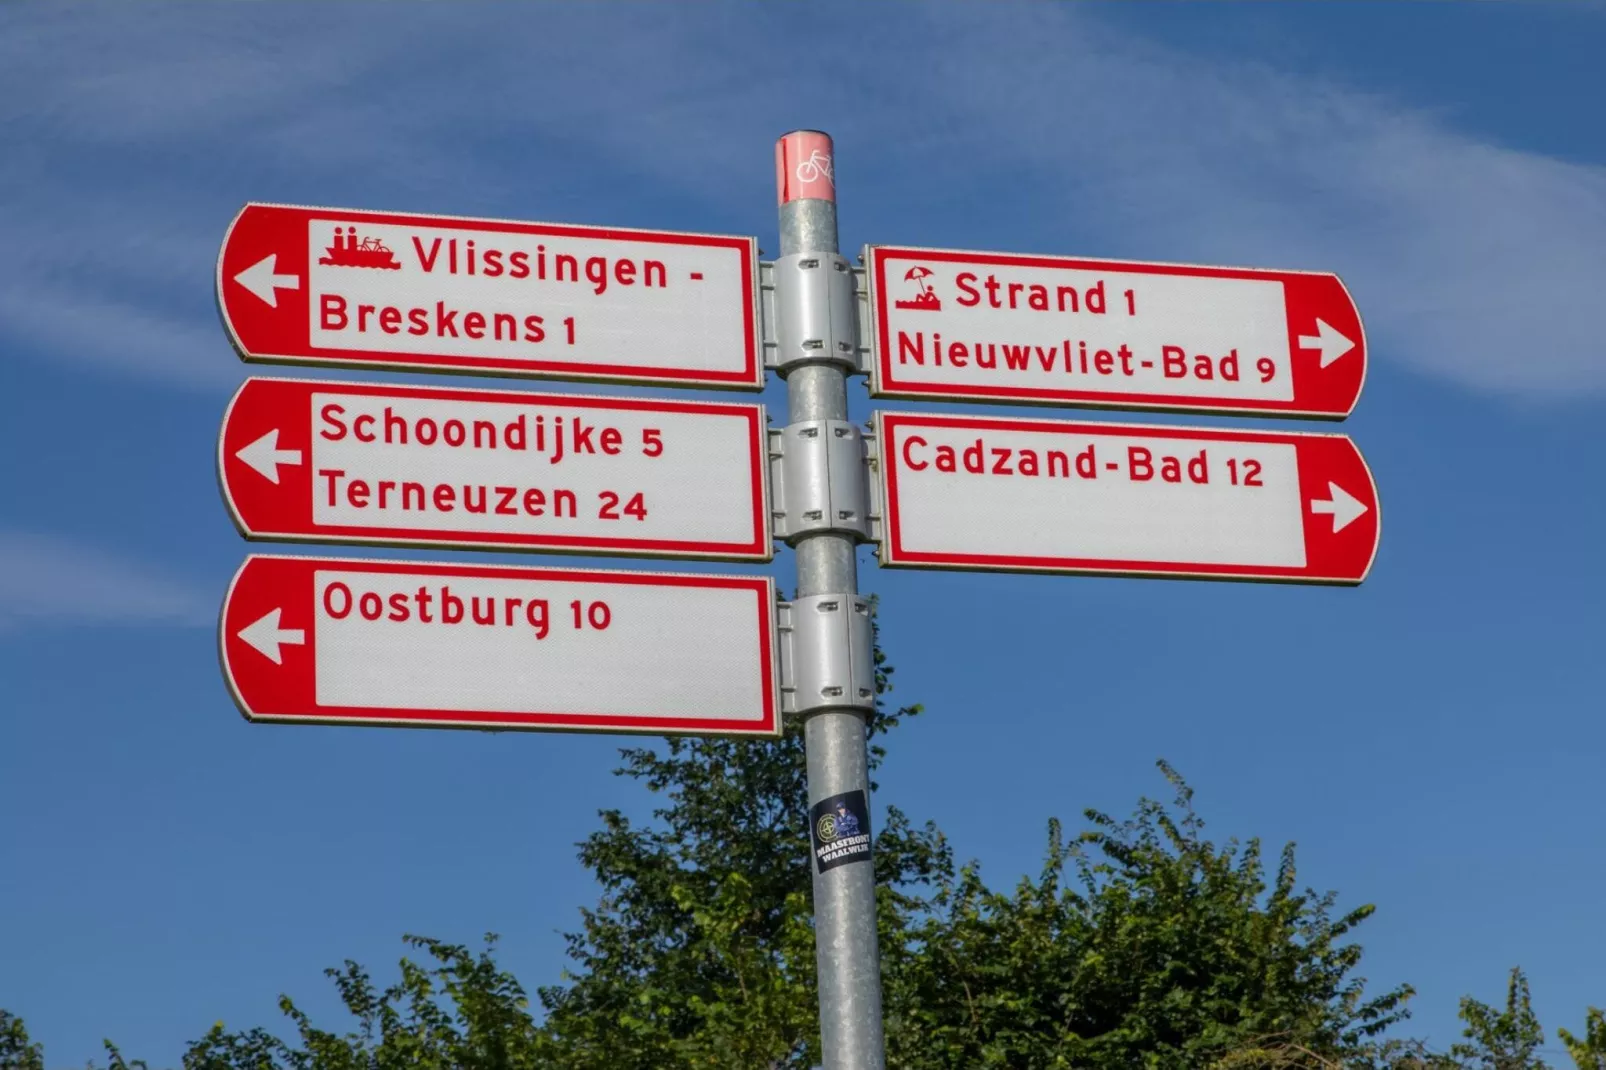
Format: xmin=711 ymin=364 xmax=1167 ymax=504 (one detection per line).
xmin=760 ymin=254 xmax=865 ymax=374
xmin=777 ymin=594 xmax=876 ymax=716
xmin=862 ymin=425 xmax=884 ymax=545
xmin=769 ymin=420 xmax=873 ymax=543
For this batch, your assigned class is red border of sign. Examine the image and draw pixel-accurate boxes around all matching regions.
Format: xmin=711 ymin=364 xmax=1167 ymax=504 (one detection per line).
xmin=875 ymin=411 xmax=1380 ymax=585
xmin=866 ymin=244 xmax=1366 ymax=420
xmin=217 ymin=377 xmax=772 ymax=561
xmin=216 ymin=202 xmax=764 ymax=389
xmin=219 ymin=554 xmax=781 ymax=736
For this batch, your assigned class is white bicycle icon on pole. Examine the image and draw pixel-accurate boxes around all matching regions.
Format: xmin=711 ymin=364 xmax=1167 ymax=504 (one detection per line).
xmin=796 ymin=149 xmax=834 ymax=187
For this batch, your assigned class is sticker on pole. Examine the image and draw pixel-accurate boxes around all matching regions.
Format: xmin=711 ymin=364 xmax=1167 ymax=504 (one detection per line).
xmin=219 ymin=555 xmax=780 ymax=736
xmin=809 ymin=790 xmax=872 ymax=873
xmin=866 ymin=245 xmax=1366 ymax=419
xmin=219 ymin=377 xmax=771 ymax=561
xmin=217 ymin=203 xmax=763 ymax=389
xmin=874 ymin=411 xmax=1380 ymax=585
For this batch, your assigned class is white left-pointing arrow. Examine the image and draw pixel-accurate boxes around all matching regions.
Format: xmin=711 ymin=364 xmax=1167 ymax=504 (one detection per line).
xmin=234 ymin=254 xmax=300 ymax=308
xmin=237 ymin=608 xmax=305 ymax=665
xmin=1297 ymin=318 xmax=1356 ymax=369
xmin=1309 ymin=481 xmax=1369 ymax=533
xmin=235 ymin=429 xmax=303 ymax=484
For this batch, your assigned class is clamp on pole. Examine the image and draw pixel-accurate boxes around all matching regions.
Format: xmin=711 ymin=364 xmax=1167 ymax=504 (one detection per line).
xmin=778 ymin=594 xmax=876 ymax=716
xmin=769 ymin=420 xmax=872 ymax=543
xmin=763 ymin=253 xmax=861 ymax=373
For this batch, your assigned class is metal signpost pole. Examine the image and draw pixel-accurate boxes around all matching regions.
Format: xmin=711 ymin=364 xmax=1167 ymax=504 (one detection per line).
xmin=774 ymin=130 xmax=886 ymax=1069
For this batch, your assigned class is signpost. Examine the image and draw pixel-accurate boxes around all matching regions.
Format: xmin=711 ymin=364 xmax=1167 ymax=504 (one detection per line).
xmin=210 ymin=131 xmax=1383 ymax=1070
xmin=217 ymin=203 xmax=763 ymax=388
xmin=220 ymin=554 xmax=780 ymax=736
xmin=875 ymin=410 xmax=1379 ymax=584
xmin=219 ymin=377 xmax=770 ymax=561
xmin=866 ymin=245 xmax=1365 ymax=419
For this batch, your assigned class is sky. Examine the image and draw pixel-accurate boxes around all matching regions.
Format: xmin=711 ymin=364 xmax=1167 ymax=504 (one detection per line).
xmin=2 ymin=2 xmax=1604 ymax=1064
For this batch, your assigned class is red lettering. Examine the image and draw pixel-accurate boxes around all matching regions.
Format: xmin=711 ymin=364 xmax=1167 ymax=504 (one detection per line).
xmin=320 ymin=294 xmax=347 ymax=330
xmin=319 ymin=404 xmax=346 ymax=441
xmin=902 ymin=434 xmax=929 ymax=471
xmin=323 ymin=581 xmax=351 ymax=618
xmin=1127 ymin=446 xmax=1154 ymax=481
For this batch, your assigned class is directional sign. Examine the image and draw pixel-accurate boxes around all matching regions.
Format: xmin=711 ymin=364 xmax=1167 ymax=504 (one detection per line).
xmin=218 ymin=378 xmax=769 ymax=561
xmin=220 ymin=555 xmax=779 ymax=735
xmin=217 ymin=203 xmax=762 ymax=389
xmin=866 ymin=245 xmax=1365 ymax=419
xmin=875 ymin=411 xmax=1379 ymax=584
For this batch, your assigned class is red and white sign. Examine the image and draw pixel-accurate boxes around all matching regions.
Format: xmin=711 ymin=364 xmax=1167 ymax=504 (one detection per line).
xmin=867 ymin=245 xmax=1366 ymax=419
xmin=875 ymin=411 xmax=1379 ymax=584
xmin=217 ymin=203 xmax=762 ymax=389
xmin=218 ymin=378 xmax=769 ymax=561
xmin=220 ymin=555 xmax=780 ymax=735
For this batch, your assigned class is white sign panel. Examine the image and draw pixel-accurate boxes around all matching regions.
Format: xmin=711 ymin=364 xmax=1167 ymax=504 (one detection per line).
xmin=219 ymin=378 xmax=770 ymax=561
xmin=875 ymin=411 xmax=1380 ymax=585
xmin=867 ymin=245 xmax=1366 ymax=419
xmin=219 ymin=203 xmax=763 ymax=388
xmin=221 ymin=555 xmax=781 ymax=735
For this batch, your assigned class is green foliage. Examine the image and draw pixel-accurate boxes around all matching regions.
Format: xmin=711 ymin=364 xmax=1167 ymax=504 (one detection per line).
xmin=1559 ymin=1007 xmax=1606 ymax=1070
xmin=882 ymin=761 xmax=1412 ymax=1070
xmin=179 ymin=934 xmax=545 ymax=1069
xmin=1445 ymin=967 xmax=1547 ymax=1070
xmin=0 ymin=1010 xmax=44 ymax=1070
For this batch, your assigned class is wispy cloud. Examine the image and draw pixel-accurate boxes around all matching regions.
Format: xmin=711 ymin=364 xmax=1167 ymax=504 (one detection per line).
xmin=1 ymin=4 xmax=1602 ymax=400
xmin=0 ymin=531 xmax=213 ymax=630
xmin=884 ymin=7 xmax=1606 ymax=400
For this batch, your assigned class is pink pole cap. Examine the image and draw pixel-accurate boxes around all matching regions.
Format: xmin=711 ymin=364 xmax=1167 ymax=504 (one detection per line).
xmin=775 ymin=130 xmax=836 ymax=205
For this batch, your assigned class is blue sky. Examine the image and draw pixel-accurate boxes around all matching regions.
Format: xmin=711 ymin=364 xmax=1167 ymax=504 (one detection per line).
xmin=2 ymin=2 xmax=1604 ymax=1064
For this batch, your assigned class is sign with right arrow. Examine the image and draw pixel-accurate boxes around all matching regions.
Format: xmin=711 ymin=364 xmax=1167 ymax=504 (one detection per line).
xmin=874 ymin=411 xmax=1379 ymax=585
xmin=865 ymin=245 xmax=1366 ymax=419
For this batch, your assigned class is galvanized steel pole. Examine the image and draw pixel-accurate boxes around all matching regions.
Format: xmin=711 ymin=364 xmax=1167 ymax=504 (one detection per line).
xmin=774 ymin=130 xmax=886 ymax=1070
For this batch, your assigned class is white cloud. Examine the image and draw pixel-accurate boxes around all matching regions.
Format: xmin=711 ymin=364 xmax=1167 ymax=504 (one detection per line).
xmin=890 ymin=7 xmax=1606 ymax=399
xmin=0 ymin=531 xmax=213 ymax=630
xmin=1 ymin=4 xmax=1602 ymax=400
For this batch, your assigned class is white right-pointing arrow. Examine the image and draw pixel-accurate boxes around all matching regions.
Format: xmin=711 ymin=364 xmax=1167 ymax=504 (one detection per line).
xmin=233 ymin=254 xmax=301 ymax=308
xmin=1297 ymin=318 xmax=1356 ymax=368
xmin=234 ymin=428 xmax=303 ymax=484
xmin=237 ymin=608 xmax=305 ymax=665
xmin=1310 ymin=481 xmax=1369 ymax=533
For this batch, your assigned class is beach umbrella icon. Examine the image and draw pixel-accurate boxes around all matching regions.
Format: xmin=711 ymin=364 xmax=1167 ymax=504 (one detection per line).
xmin=904 ymin=265 xmax=935 ymax=296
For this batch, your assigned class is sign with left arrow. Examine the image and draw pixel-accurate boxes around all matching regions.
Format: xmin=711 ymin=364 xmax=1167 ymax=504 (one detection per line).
xmin=220 ymin=554 xmax=780 ymax=736
xmin=218 ymin=377 xmax=771 ymax=561
xmin=216 ymin=202 xmax=763 ymax=389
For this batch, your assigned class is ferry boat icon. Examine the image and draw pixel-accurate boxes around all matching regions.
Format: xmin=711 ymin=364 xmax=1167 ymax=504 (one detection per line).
xmin=318 ymin=227 xmax=401 ymax=270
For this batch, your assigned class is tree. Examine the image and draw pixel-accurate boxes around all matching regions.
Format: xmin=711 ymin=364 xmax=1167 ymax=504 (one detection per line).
xmin=881 ymin=761 xmax=1413 ymax=1070
xmin=1559 ymin=1007 xmax=1606 ymax=1070
xmin=1448 ymin=968 xmax=1547 ymax=1070
xmin=0 ymin=1011 xmax=44 ymax=1070
xmin=180 ymin=934 xmax=545 ymax=1069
